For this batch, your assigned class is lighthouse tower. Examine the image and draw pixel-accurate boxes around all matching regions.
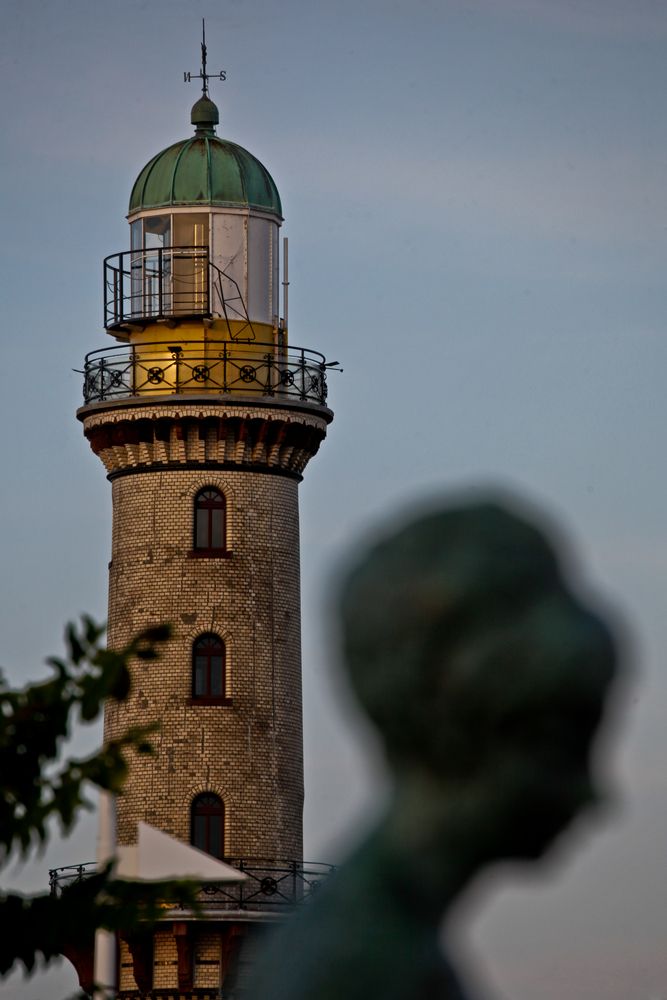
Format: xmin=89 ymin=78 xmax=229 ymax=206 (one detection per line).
xmin=72 ymin=41 xmax=335 ymax=999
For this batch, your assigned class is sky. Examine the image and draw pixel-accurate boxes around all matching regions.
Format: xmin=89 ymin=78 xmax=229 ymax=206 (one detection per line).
xmin=1 ymin=0 xmax=667 ymax=997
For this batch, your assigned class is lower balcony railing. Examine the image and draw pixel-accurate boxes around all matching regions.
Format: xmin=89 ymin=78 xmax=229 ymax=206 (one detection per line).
xmin=81 ymin=341 xmax=335 ymax=407
xmin=49 ymin=857 xmax=335 ymax=912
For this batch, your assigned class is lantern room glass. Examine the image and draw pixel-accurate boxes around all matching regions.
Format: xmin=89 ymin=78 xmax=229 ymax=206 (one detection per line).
xmin=173 ymin=214 xmax=209 ymax=315
xmin=129 ymin=213 xmax=211 ymax=319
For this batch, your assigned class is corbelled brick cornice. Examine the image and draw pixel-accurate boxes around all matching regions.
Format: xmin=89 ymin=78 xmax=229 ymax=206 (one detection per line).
xmin=78 ymin=399 xmax=331 ymax=479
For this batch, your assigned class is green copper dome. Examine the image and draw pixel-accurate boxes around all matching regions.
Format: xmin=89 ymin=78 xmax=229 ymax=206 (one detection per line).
xmin=129 ymin=99 xmax=282 ymax=217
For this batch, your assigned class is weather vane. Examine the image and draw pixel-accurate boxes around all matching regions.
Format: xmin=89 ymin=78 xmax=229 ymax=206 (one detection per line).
xmin=184 ymin=19 xmax=226 ymax=96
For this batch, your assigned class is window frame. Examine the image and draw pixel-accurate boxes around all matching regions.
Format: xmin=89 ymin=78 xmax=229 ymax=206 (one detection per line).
xmin=189 ymin=633 xmax=231 ymax=706
xmin=190 ymin=793 xmax=225 ymax=860
xmin=190 ymin=486 xmax=231 ymax=558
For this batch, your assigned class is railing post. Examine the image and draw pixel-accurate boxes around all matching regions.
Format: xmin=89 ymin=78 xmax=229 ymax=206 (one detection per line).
xmin=239 ymin=859 xmax=245 ymax=909
xmin=264 ymin=352 xmax=274 ymax=396
xmin=320 ymin=363 xmax=327 ymax=405
xmin=131 ymin=346 xmax=137 ymax=396
xmin=300 ymin=348 xmax=307 ymax=401
xmin=205 ymin=248 xmax=210 ymax=317
xmin=222 ymin=343 xmax=228 ymax=392
xmin=158 ymin=247 xmax=163 ymax=318
xmin=105 ymin=263 xmax=110 ymax=328
xmin=119 ymin=258 xmax=125 ymax=325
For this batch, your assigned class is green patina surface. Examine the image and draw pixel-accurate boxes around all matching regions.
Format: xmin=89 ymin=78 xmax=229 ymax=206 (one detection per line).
xmin=129 ymin=134 xmax=282 ymax=216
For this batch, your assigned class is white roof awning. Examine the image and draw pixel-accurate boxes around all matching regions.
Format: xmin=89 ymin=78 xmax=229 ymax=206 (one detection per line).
xmin=114 ymin=822 xmax=246 ymax=883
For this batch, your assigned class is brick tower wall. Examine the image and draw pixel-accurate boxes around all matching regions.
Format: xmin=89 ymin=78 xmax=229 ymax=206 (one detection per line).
xmin=104 ymin=467 xmax=304 ymax=860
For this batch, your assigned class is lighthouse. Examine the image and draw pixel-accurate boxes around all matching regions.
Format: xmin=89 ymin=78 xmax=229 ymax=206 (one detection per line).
xmin=58 ymin=33 xmax=336 ymax=999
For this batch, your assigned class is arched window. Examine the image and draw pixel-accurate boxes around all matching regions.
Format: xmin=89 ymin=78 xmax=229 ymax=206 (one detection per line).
xmin=191 ymin=793 xmax=225 ymax=859
xmin=192 ymin=633 xmax=226 ymax=701
xmin=194 ymin=488 xmax=226 ymax=552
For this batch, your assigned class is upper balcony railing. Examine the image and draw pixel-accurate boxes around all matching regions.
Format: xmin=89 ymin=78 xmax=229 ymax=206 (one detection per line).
xmin=81 ymin=340 xmax=334 ymax=407
xmin=104 ymin=246 xmax=255 ymax=335
xmin=49 ymin=858 xmax=335 ymax=912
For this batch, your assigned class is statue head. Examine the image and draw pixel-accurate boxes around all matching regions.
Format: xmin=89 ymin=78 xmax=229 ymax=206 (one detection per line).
xmin=339 ymin=498 xmax=618 ymax=862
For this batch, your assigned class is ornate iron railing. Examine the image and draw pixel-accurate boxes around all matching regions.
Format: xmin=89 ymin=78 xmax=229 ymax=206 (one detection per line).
xmin=81 ymin=341 xmax=334 ymax=407
xmin=49 ymin=858 xmax=334 ymax=911
xmin=197 ymin=858 xmax=334 ymax=911
xmin=49 ymin=861 xmax=97 ymax=896
xmin=104 ymin=246 xmax=258 ymax=337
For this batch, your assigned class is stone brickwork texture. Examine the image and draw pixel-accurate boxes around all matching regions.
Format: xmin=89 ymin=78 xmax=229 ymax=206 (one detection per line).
xmin=119 ymin=923 xmax=260 ymax=998
xmin=104 ymin=465 xmax=304 ymax=860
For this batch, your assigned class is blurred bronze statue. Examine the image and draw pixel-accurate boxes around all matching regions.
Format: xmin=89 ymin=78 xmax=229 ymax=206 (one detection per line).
xmin=248 ymin=497 xmax=620 ymax=1000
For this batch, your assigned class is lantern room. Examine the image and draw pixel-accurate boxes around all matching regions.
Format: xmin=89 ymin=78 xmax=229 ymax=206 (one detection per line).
xmin=104 ymin=95 xmax=283 ymax=345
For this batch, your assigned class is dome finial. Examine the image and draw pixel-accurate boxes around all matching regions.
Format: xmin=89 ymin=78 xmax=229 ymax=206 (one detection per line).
xmin=184 ymin=19 xmax=226 ymax=134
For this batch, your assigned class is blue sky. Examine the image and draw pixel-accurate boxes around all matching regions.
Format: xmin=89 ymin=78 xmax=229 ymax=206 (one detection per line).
xmin=1 ymin=1 xmax=667 ymax=997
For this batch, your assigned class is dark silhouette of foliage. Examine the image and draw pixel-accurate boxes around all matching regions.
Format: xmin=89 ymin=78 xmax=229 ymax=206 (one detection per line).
xmin=0 ymin=618 xmax=198 ymax=982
